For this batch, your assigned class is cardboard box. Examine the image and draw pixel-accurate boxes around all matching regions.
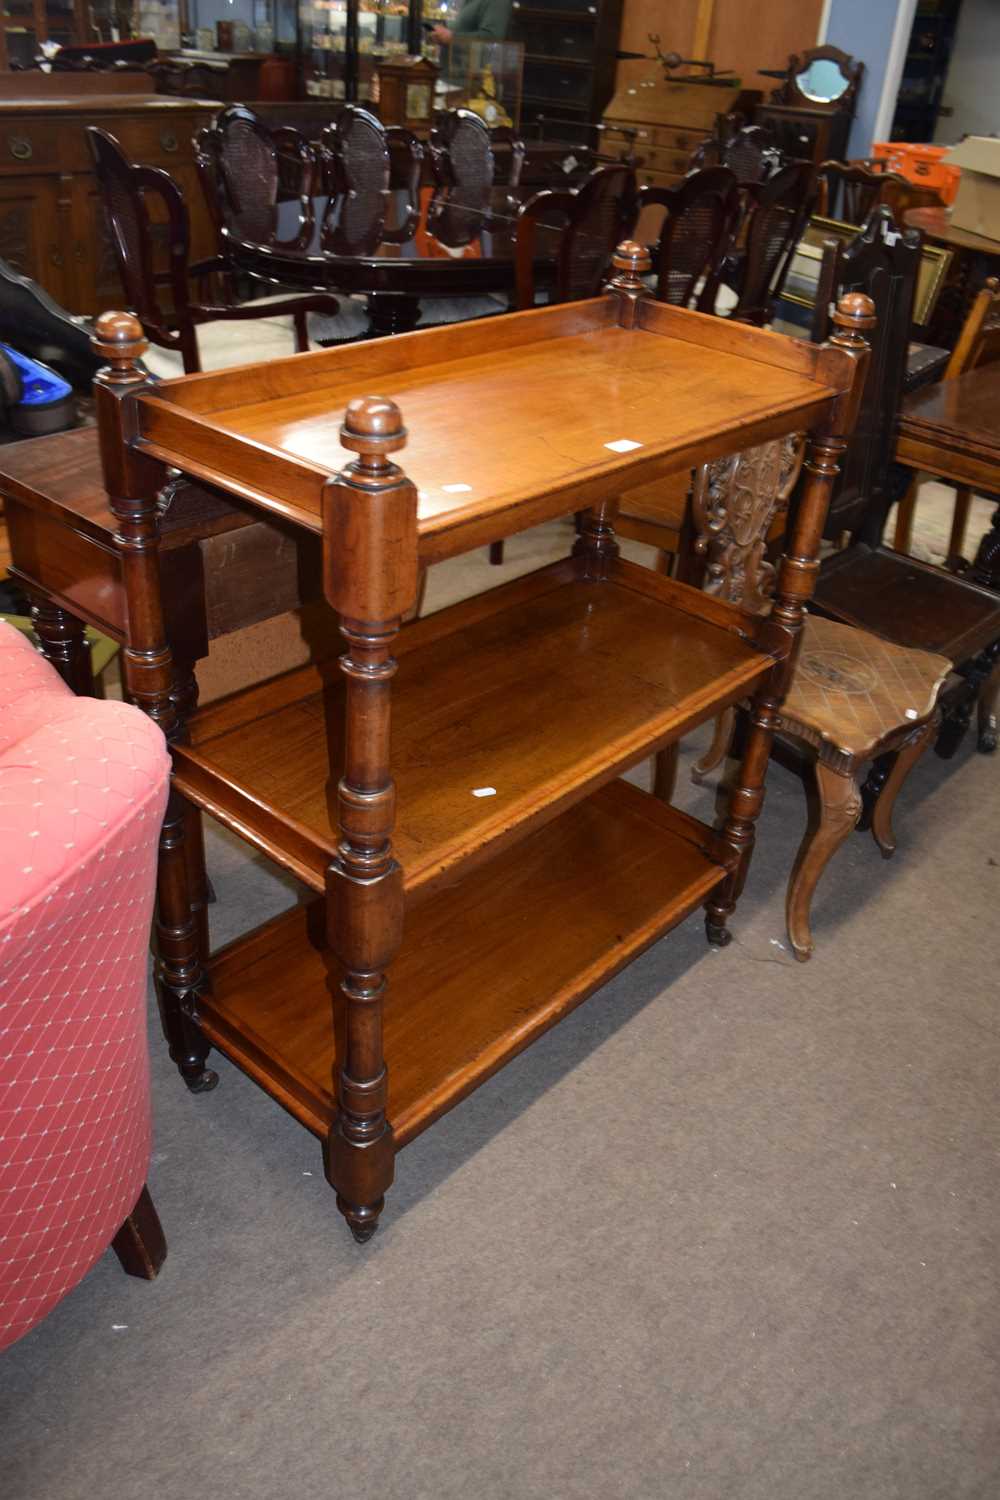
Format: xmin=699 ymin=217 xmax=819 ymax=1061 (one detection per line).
xmin=946 ymin=137 xmax=1000 ymax=242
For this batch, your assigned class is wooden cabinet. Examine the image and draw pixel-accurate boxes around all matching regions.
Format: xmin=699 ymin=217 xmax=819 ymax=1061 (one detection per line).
xmin=511 ymin=0 xmax=624 ymax=137
xmin=603 ymin=72 xmax=760 ymax=191
xmin=0 ymin=95 xmax=218 ymax=315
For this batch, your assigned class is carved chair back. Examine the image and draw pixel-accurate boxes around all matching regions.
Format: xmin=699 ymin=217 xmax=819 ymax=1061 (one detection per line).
xmin=811 ymin=205 xmax=920 ymax=543
xmin=689 ymin=436 xmax=806 ymax=612
xmin=514 ymin=164 xmax=636 ymax=309
xmin=816 ymin=159 xmax=910 ymax=224
xmin=733 ymin=160 xmax=817 ymax=325
xmin=320 ymin=106 xmax=423 ymax=254
xmin=639 ymin=166 xmax=740 ymax=312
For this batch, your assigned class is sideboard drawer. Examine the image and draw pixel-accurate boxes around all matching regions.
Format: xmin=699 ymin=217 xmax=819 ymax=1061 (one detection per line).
xmin=113 ymin=113 xmax=214 ymax=168
xmin=0 ymin=123 xmax=60 ymax=173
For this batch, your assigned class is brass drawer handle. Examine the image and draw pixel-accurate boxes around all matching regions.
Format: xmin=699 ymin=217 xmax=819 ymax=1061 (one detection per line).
xmin=9 ymin=136 xmax=32 ymax=162
xmin=160 ymin=130 xmax=179 ymax=153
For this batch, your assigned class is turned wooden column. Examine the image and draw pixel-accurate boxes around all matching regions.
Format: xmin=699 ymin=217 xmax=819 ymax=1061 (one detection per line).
xmin=322 ymin=395 xmax=419 ymax=1242
xmin=572 ymin=242 xmax=654 ymax=582
xmin=28 ymin=596 xmax=95 ymax=695
xmin=705 ymin=292 xmax=875 ymax=945
xmin=92 ymin=310 xmax=217 ymax=1095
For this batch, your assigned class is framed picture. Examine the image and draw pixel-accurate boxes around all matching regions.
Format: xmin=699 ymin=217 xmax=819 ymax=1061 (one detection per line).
xmin=781 ymin=215 xmax=953 ymax=330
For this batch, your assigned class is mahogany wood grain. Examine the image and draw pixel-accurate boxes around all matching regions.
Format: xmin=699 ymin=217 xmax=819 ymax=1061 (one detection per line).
xmin=173 ymin=557 xmax=772 ymax=895
xmin=203 ymin=778 xmax=736 ymax=1148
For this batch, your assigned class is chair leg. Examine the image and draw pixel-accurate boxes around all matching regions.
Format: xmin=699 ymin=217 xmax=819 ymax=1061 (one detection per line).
xmin=870 ymin=717 xmax=936 ymax=858
xmin=786 ymin=760 xmax=861 ymax=963
xmin=111 ymin=1185 xmax=166 ymax=1280
xmin=691 ymin=705 xmax=736 ymax=783
xmin=652 ymin=742 xmax=679 ymax=802
xmin=892 ymin=474 xmax=919 ymax=554
xmin=489 ymin=540 xmax=505 ymax=565
xmin=945 ymin=487 xmax=974 ymax=570
xmin=293 ymin=306 xmax=310 ymax=353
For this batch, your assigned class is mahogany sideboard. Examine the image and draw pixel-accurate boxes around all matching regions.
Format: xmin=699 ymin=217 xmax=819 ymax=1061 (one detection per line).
xmin=0 ymin=92 xmax=220 ymax=315
xmin=10 ymin=249 xmax=870 ymax=1240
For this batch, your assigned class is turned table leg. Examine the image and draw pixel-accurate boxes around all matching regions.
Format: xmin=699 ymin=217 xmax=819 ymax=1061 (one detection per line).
xmin=322 ymin=395 xmax=419 ymax=1242
xmin=786 ymin=760 xmax=861 ymax=963
xmin=93 ymin=311 xmax=216 ymax=1097
xmin=30 ymin=596 xmax=95 ymax=695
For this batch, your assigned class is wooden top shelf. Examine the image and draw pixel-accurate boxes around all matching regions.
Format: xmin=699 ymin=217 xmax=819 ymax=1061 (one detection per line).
xmin=134 ymin=294 xmax=853 ymax=563
xmin=172 ymin=556 xmax=770 ymax=896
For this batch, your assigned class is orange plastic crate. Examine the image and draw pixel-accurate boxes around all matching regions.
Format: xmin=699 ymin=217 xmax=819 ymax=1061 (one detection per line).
xmin=871 ymin=142 xmax=961 ymax=203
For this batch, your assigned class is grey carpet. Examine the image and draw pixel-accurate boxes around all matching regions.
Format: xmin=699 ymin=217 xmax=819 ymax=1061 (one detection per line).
xmin=2 ymin=683 xmax=998 ymax=1499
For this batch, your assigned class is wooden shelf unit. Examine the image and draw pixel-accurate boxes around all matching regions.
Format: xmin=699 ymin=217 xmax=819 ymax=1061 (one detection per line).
xmin=91 ymin=260 xmax=870 ymax=1240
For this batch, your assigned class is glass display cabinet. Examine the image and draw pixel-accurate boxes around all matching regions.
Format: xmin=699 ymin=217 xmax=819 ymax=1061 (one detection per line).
xmin=302 ymin=0 xmax=413 ymax=102
xmin=0 ymin=0 xmax=90 ymax=69
xmin=434 ymin=36 xmax=522 ymax=127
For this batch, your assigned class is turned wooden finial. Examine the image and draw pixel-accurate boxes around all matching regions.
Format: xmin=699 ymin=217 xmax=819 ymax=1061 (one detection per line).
xmin=92 ymin=309 xmax=148 ymax=385
xmin=340 ymin=395 xmax=407 ymax=472
xmin=830 ymin=291 xmax=877 ymax=351
xmin=606 ymin=239 xmax=652 ymax=297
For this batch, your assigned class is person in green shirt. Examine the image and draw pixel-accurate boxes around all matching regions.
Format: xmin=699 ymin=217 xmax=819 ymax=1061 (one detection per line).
xmin=430 ymin=0 xmax=512 ymax=43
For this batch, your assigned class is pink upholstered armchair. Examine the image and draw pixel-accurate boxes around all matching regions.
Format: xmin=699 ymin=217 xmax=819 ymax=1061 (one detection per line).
xmin=0 ymin=621 xmax=170 ymax=1351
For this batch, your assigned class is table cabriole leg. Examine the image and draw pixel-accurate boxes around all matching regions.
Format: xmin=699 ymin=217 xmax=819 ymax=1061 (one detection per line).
xmin=92 ymin=310 xmax=216 ymax=1096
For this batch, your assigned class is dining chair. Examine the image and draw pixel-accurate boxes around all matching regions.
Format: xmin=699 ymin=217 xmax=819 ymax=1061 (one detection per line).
xmin=90 ymin=127 xmax=340 ymax=375
xmin=513 ymin=163 xmax=636 ymax=310
xmin=692 ymin=119 xmax=783 ymax=185
xmin=730 ymin=160 xmax=818 ymax=326
xmin=892 ymin=277 xmax=1000 ymax=566
xmin=427 ymin=109 xmax=525 ymax=249
xmin=805 ymin=217 xmax=1000 ymax=761
xmin=815 ymin=159 xmax=910 ymax=224
xmin=638 ymin=166 xmax=741 ymax=313
xmin=319 ymin=105 xmax=424 ymax=255
xmin=650 ymin=413 xmax=949 ymax=963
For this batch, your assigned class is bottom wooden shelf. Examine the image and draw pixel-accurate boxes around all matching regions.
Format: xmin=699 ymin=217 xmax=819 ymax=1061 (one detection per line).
xmin=202 ymin=778 xmax=735 ymax=1149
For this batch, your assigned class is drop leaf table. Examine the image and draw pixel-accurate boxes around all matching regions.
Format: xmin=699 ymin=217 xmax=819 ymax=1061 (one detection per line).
xmin=88 ymin=244 xmax=871 ymax=1240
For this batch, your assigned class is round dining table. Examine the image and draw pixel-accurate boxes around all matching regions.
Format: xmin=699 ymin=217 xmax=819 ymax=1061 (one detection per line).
xmin=221 ymin=186 xmax=562 ymax=338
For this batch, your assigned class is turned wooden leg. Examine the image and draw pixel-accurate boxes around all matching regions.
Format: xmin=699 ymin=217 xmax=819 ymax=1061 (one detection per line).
xmin=489 ymin=540 xmax=505 ymax=565
xmin=971 ymin=503 xmax=1000 ymax=591
xmin=691 ymin=705 xmax=736 ymax=783
xmin=322 ymin=396 xmax=418 ymax=1242
xmin=976 ymin=649 xmax=1000 ymax=754
xmin=111 ymin=1184 xmax=166 ymax=1279
xmin=945 ymin=487 xmax=974 ymax=571
xmin=871 ymin=717 xmax=936 ymax=858
xmin=30 ymin=596 xmax=95 ymax=695
xmin=786 ymin=760 xmax=861 ymax=963
xmin=293 ymin=306 xmax=310 ymax=353
xmin=155 ymin=788 xmax=218 ymax=1093
xmin=652 ymin=742 xmax=679 ymax=803
xmin=169 ymin=661 xmax=212 ymax=962
xmin=892 ymin=474 xmax=919 ymax=555
xmin=705 ymin=695 xmax=777 ymax=947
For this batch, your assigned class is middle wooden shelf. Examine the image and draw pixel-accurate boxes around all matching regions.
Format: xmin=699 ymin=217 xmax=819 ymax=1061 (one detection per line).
xmin=173 ymin=553 xmax=773 ymax=897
